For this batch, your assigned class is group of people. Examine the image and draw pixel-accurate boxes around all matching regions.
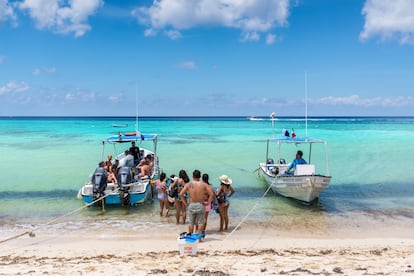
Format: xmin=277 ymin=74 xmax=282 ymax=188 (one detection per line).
xmin=97 ymin=141 xmax=306 ymax=238
xmin=97 ymin=141 xmax=155 ymax=185
xmin=152 ymin=169 xmax=236 ymax=238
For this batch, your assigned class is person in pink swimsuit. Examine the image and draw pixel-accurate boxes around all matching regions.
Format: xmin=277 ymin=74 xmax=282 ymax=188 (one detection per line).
xmin=153 ymin=172 xmax=169 ymax=216
xmin=202 ymin=173 xmax=213 ymax=232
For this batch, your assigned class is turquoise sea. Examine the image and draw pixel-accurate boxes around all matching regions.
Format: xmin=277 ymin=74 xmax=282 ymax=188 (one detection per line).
xmin=1 ymin=116 xmax=414 ymax=238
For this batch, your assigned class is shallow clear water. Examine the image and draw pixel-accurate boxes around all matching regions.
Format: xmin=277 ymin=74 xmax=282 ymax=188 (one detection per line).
xmin=1 ymin=116 xmax=414 ymax=236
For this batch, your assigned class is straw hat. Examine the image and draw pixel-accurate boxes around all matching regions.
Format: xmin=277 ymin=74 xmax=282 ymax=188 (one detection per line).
xmin=219 ymin=175 xmax=232 ymax=185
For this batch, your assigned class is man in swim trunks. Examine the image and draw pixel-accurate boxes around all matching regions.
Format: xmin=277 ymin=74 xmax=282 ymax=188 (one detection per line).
xmin=180 ymin=169 xmax=214 ymax=237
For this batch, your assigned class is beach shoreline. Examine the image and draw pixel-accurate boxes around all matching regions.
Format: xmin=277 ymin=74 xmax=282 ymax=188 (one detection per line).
xmin=2 ymin=222 xmax=414 ymax=275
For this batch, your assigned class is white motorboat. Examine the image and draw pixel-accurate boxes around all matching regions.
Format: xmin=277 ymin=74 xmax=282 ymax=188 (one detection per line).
xmin=258 ymin=136 xmax=332 ymax=203
xmin=247 ymin=116 xmax=264 ymax=121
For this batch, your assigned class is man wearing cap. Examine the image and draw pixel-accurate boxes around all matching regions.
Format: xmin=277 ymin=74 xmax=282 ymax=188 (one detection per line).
xmin=180 ymin=169 xmax=214 ymax=238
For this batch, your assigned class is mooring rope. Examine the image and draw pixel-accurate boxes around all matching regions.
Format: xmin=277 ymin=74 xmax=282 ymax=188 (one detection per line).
xmin=0 ymin=189 xmax=118 ymax=245
xmin=191 ymin=176 xmax=274 ymax=275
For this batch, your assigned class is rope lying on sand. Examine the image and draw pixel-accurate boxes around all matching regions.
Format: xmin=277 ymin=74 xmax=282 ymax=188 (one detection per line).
xmin=0 ymin=189 xmax=118 ymax=245
xmin=191 ymin=181 xmax=274 ymax=275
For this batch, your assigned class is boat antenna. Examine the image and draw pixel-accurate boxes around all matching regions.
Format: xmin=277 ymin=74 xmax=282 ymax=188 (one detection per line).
xmin=270 ymin=112 xmax=276 ymax=138
xmin=305 ymin=71 xmax=308 ymax=139
xmin=135 ymin=83 xmax=139 ymax=135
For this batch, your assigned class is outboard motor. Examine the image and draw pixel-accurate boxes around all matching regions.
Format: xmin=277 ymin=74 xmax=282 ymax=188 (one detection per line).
xmin=92 ymin=167 xmax=107 ymax=197
xmin=117 ymin=166 xmax=133 ymax=191
xmin=266 ymin=158 xmax=277 ymax=174
xmin=279 ymin=158 xmax=286 ymax=164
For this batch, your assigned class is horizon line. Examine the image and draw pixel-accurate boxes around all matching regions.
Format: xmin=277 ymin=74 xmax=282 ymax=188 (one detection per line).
xmin=1 ymin=115 xmax=414 ymax=119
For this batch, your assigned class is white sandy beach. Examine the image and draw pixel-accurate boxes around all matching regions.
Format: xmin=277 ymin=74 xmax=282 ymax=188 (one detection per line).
xmin=2 ymin=217 xmax=414 ymax=275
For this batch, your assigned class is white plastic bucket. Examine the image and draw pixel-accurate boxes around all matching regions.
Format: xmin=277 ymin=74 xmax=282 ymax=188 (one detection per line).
xmin=177 ymin=237 xmax=198 ymax=256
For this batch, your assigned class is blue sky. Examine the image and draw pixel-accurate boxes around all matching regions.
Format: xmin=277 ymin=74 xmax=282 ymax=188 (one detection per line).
xmin=1 ymin=0 xmax=414 ymax=116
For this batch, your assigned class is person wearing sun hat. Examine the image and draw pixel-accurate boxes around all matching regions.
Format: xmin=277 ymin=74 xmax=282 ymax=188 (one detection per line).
xmin=216 ymin=174 xmax=236 ymax=231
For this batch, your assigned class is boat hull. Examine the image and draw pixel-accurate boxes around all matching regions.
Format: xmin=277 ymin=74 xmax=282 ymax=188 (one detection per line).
xmin=80 ymin=181 xmax=153 ymax=206
xmin=260 ymin=165 xmax=331 ymax=203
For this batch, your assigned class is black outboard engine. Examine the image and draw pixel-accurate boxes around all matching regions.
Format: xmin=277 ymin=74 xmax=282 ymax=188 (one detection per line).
xmin=117 ymin=166 xmax=133 ymax=191
xmin=279 ymin=158 xmax=286 ymax=164
xmin=92 ymin=167 xmax=107 ymax=197
xmin=266 ymin=158 xmax=278 ymax=175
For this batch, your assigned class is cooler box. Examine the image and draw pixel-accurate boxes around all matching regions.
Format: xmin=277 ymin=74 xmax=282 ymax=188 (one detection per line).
xmin=177 ymin=236 xmax=198 ymax=256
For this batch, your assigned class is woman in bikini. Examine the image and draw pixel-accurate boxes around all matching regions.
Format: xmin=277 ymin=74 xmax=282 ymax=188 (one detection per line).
xmin=171 ymin=169 xmax=189 ymax=224
xmin=216 ymin=175 xmax=236 ymax=231
xmin=153 ymin=172 xmax=169 ymax=216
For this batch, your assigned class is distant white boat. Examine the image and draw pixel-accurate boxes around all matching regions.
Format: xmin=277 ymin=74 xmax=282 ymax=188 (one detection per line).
xmin=247 ymin=116 xmax=278 ymax=121
xmin=247 ymin=116 xmax=264 ymax=121
xmin=112 ymin=123 xmax=128 ymax=127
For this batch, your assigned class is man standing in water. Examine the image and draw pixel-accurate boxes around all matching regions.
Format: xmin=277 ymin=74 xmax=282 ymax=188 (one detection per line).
xmin=180 ymin=169 xmax=214 ymax=239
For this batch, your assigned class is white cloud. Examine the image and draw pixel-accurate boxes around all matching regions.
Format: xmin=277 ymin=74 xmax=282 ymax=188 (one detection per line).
xmin=245 ymin=96 xmax=296 ymax=107
xmin=0 ymin=81 xmax=30 ymax=95
xmin=33 ymin=67 xmax=57 ymax=76
xmin=108 ymin=93 xmax=124 ymax=103
xmin=266 ymin=33 xmax=277 ymax=44
xmin=175 ymin=61 xmax=197 ymax=70
xmin=44 ymin=67 xmax=56 ymax=73
xmin=240 ymin=31 xmax=260 ymax=42
xmin=18 ymin=0 xmax=103 ymax=37
xmin=360 ymin=0 xmax=414 ymax=44
xmin=312 ymin=95 xmax=414 ymax=107
xmin=62 ymin=90 xmax=96 ymax=104
xmin=133 ymin=0 xmax=290 ymax=41
xmin=143 ymin=28 xmax=157 ymax=37
xmin=0 ymin=0 xmax=17 ymax=26
xmin=164 ymin=29 xmax=182 ymax=40
xmin=63 ymin=92 xmax=75 ymax=102
xmin=32 ymin=68 xmax=41 ymax=76
xmin=224 ymin=94 xmax=414 ymax=109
